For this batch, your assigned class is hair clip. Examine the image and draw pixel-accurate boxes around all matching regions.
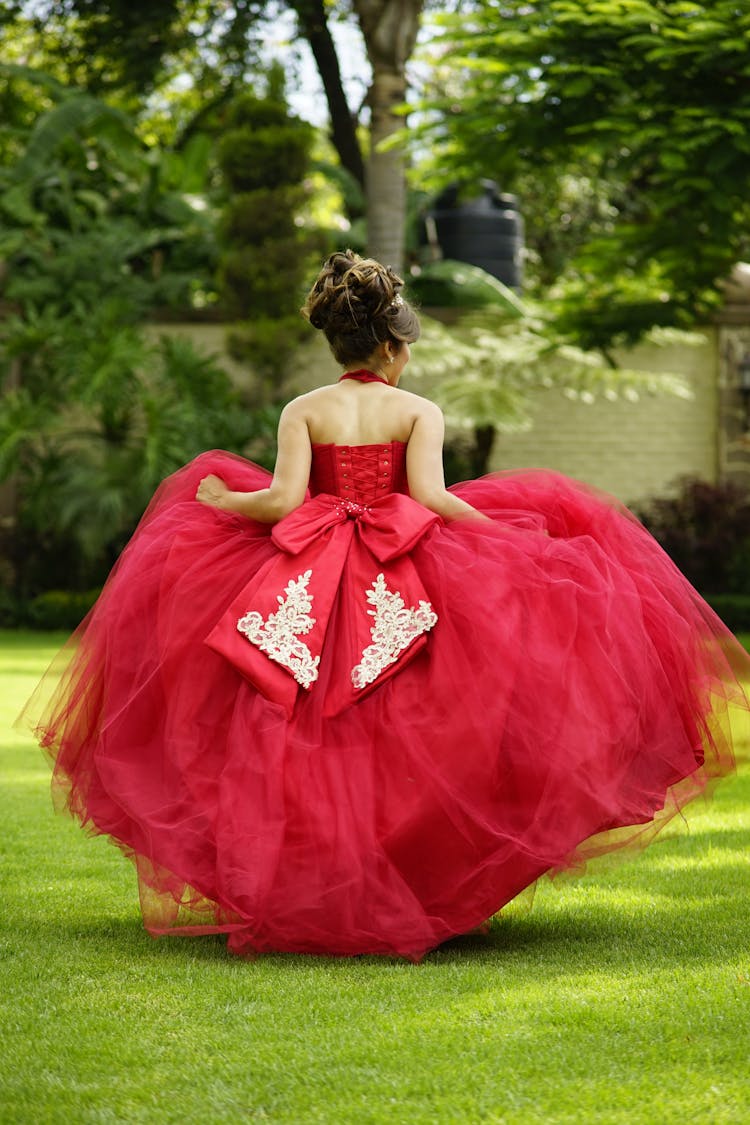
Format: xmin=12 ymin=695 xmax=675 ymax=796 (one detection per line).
xmin=391 ymin=294 xmax=405 ymax=307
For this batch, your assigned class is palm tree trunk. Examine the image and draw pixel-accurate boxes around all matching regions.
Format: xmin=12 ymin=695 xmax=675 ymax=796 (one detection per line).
xmin=353 ymin=0 xmax=423 ymax=271
xmin=366 ymin=64 xmax=409 ymax=269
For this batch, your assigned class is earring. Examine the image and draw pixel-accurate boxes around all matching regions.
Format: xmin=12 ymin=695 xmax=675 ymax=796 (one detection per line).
xmin=388 ymin=355 xmax=395 ymax=364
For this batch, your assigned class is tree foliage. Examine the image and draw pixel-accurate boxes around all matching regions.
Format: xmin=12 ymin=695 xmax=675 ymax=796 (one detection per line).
xmin=418 ymin=0 xmax=750 ymax=346
xmin=17 ymin=0 xmax=188 ymax=97
xmin=1 ymin=0 xmax=269 ymax=110
xmin=409 ymin=307 xmax=697 ymax=473
xmin=0 ymin=62 xmax=219 ymax=307
xmin=2 ymin=0 xmax=427 ymax=265
xmin=0 ymin=72 xmax=256 ymax=597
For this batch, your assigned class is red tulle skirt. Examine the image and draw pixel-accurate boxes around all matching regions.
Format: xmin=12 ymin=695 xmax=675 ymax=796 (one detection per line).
xmin=22 ymin=452 xmax=749 ymax=959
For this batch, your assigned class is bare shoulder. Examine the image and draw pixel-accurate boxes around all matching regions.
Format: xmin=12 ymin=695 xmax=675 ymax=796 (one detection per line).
xmin=289 ymin=385 xmax=343 ymax=413
xmin=274 ymin=396 xmax=318 ymax=443
xmin=402 ymin=391 xmax=444 ymax=427
xmin=280 ymin=389 xmax=329 ymax=419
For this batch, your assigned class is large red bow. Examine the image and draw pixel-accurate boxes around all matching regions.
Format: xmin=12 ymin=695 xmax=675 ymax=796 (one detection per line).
xmin=205 ymin=493 xmax=441 ymax=717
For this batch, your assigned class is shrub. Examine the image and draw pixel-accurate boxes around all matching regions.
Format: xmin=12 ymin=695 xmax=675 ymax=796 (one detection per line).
xmin=215 ymin=66 xmax=317 ymax=394
xmin=216 ymin=71 xmax=314 ymax=320
xmin=0 ymin=586 xmax=22 ymax=628
xmin=636 ymin=476 xmax=750 ymax=595
xmin=26 ymin=589 xmax=101 ymax=630
xmin=227 ymin=316 xmax=308 ymax=388
xmin=704 ymin=594 xmax=750 ymax=633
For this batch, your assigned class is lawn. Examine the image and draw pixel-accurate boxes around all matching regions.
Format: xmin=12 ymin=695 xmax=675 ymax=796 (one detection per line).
xmin=2 ymin=630 xmax=749 ymax=1125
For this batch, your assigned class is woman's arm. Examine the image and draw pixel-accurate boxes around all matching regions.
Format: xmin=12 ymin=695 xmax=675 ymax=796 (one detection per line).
xmin=196 ymin=401 xmax=312 ymax=523
xmin=406 ymin=403 xmax=489 ymax=522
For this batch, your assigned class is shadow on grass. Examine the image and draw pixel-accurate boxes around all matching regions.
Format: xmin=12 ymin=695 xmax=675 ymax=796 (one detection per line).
xmin=10 ymin=913 xmax=238 ymax=966
xmin=430 ymin=846 xmax=750 ymax=972
xmin=13 ymin=862 xmax=747 ymax=979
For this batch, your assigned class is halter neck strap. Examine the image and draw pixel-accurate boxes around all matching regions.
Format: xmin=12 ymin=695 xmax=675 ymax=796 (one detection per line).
xmin=339 ymin=369 xmax=388 ymax=385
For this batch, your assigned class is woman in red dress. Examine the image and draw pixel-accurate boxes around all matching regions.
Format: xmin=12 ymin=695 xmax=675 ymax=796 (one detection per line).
xmin=23 ymin=250 xmax=749 ymax=959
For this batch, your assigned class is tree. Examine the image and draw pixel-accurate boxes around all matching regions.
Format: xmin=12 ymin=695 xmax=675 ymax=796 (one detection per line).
xmin=417 ymin=0 xmax=750 ymax=347
xmin=289 ymin=0 xmax=366 ymax=191
xmin=1 ymin=0 xmax=266 ymax=107
xmin=352 ymin=0 xmax=424 ymax=266
xmin=2 ymin=1 xmax=427 ymax=269
xmin=284 ymin=0 xmax=426 ymax=265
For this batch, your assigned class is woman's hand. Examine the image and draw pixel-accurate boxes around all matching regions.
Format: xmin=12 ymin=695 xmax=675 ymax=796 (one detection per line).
xmin=196 ymin=474 xmax=230 ymax=509
xmin=195 ymin=402 xmax=311 ymax=523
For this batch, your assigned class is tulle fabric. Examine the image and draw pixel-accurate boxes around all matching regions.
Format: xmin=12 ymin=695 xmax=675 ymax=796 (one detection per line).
xmin=22 ymin=447 xmax=749 ymax=960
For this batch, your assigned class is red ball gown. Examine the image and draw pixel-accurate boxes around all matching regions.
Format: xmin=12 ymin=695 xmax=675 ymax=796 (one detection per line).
xmin=24 ymin=404 xmax=750 ymax=958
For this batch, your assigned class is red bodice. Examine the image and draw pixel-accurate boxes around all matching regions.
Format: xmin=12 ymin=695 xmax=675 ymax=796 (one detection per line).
xmin=309 ymin=442 xmax=409 ymax=506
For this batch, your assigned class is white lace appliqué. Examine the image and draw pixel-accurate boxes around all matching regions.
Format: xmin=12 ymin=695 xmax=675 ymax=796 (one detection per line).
xmin=351 ymin=573 xmax=438 ymax=691
xmin=237 ymin=569 xmax=320 ymax=689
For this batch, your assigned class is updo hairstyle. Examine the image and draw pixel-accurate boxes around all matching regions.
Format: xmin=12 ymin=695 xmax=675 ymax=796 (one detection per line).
xmin=302 ymin=250 xmax=420 ymax=367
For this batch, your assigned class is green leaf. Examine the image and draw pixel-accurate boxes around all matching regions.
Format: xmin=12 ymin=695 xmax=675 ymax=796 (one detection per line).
xmin=408 ymin=261 xmax=527 ymax=317
xmin=12 ymin=95 xmax=135 ymax=184
xmin=659 ymin=151 xmax=687 ymax=171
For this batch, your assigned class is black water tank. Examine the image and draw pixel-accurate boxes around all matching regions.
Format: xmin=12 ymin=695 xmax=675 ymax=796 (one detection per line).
xmin=424 ymin=180 xmax=524 ymax=289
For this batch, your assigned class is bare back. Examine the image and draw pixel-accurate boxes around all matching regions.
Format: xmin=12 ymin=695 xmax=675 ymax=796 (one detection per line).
xmin=299 ymin=382 xmax=425 ymax=446
xmin=236 ymin=376 xmax=484 ymax=525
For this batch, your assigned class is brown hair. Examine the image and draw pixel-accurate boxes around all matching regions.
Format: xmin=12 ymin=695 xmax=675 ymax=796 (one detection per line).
xmin=301 ymin=249 xmax=420 ymax=366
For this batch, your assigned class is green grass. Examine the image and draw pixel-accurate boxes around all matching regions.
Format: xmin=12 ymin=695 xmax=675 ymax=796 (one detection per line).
xmin=2 ymin=629 xmax=750 ymax=1125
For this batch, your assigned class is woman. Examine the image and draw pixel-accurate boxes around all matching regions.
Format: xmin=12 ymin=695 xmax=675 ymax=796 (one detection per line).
xmin=24 ymin=250 xmax=749 ymax=960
